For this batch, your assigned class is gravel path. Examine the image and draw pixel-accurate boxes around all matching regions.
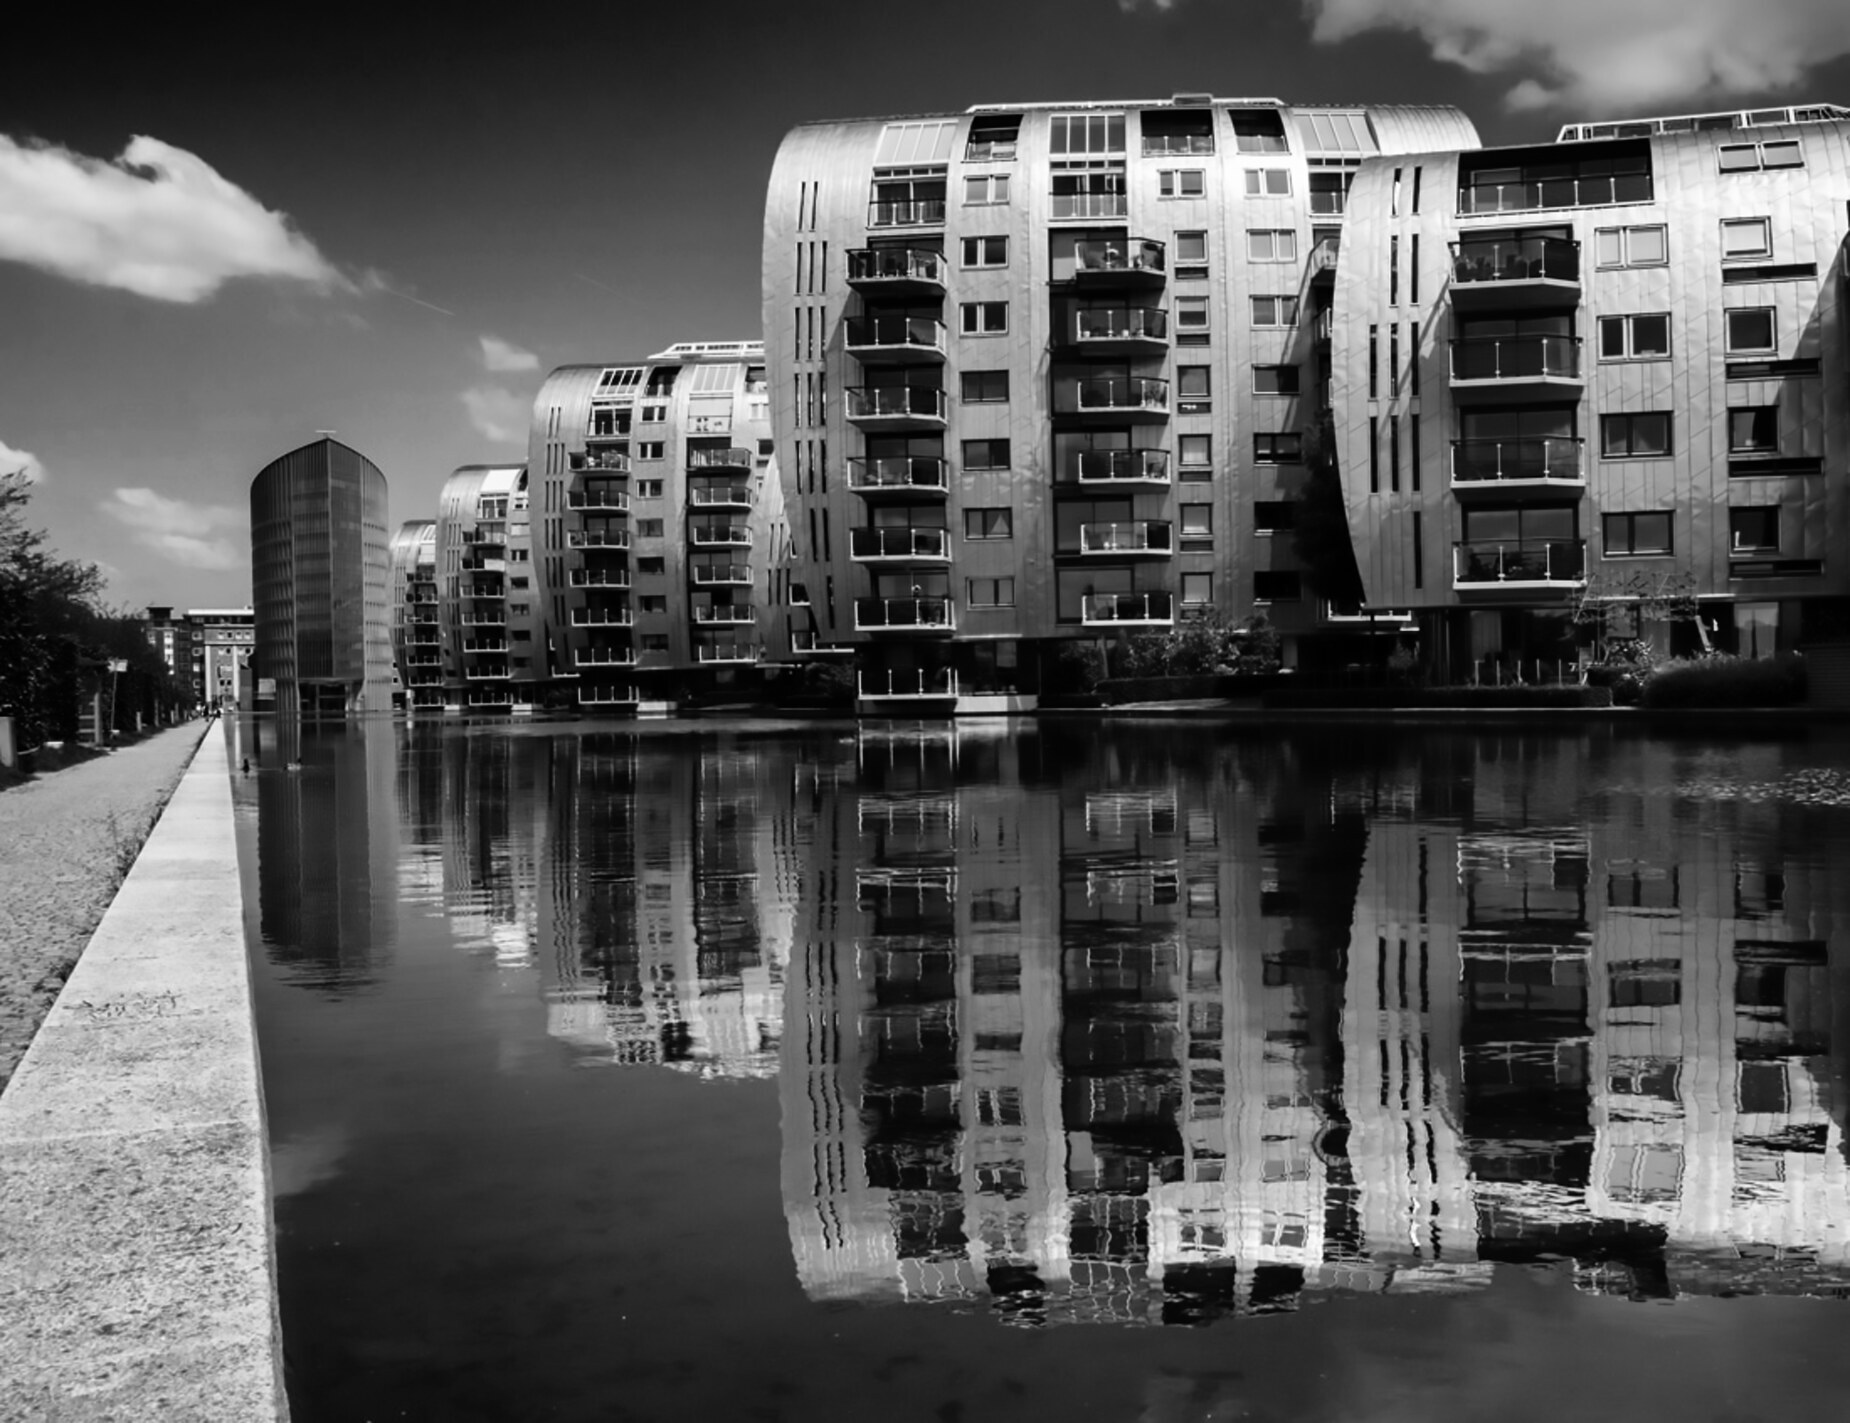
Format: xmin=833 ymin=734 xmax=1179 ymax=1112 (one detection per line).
xmin=0 ymin=721 xmax=212 ymax=1089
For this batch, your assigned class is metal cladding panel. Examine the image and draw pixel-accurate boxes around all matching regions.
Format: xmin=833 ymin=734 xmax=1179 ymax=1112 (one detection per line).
xmin=529 ymin=364 xmax=616 ymax=675
xmin=1364 ymin=106 xmax=1483 ymax=157
xmin=1333 ymin=117 xmax=1850 ymax=614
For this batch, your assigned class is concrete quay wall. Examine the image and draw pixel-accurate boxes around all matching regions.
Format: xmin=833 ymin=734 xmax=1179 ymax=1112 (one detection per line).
xmin=0 ymin=730 xmax=287 ymax=1420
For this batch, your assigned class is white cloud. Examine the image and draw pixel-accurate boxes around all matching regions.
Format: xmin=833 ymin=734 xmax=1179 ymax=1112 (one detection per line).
xmin=1 ymin=437 xmax=45 ymax=484
xmin=479 ymin=334 xmax=539 ymax=373
xmin=461 ymin=386 xmax=529 ymax=445
xmin=99 ymin=487 xmax=245 ymax=571
xmin=1301 ymin=0 xmax=1850 ymax=110
xmin=0 ymin=133 xmax=347 ymax=303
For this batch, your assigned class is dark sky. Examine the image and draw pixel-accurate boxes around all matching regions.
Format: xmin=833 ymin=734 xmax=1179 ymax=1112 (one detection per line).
xmin=4 ymin=0 xmax=1847 ymax=608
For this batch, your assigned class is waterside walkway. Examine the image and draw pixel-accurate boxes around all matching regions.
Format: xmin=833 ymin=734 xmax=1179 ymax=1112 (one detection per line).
xmin=0 ymin=728 xmax=288 ymax=1420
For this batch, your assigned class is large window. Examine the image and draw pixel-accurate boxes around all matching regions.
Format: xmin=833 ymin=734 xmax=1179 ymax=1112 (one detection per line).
xmin=960 ymin=301 xmax=1008 ymax=335
xmin=965 ymin=114 xmax=1020 ymax=162
xmin=1245 ymin=169 xmax=1291 ymax=196
xmin=1181 ymin=572 xmax=1213 ymax=606
xmin=960 ymin=370 xmax=1009 ymax=403
xmin=1254 ymin=500 xmax=1296 ymax=533
xmin=962 ymin=438 xmax=1010 ymax=470
xmin=1251 ymin=295 xmax=1299 ymax=327
xmin=1725 ymin=307 xmax=1776 ymax=353
xmin=1730 ymin=507 xmax=1780 ymax=553
xmin=1174 ymin=295 xmax=1209 ymax=341
xmin=1458 ymin=143 xmax=1652 ymax=213
xmin=1720 ymin=218 xmax=1772 ymax=260
xmin=1247 ymin=229 xmax=1298 ymax=262
xmin=1598 ymin=313 xmax=1670 ymax=360
xmin=1600 ymin=412 xmax=1673 ymax=457
xmin=966 ymin=577 xmax=1016 ymax=607
xmin=1729 ymin=405 xmax=1779 ymax=453
xmin=963 ymin=507 xmax=1013 ymax=540
xmin=1159 ymin=169 xmax=1206 ymax=197
xmin=1594 ymin=224 xmax=1667 ymax=267
xmin=1179 ymin=504 xmax=1212 ymax=543
xmin=1174 ymin=231 xmax=1208 ymax=278
xmin=1176 ymin=366 xmax=1211 ymax=413
xmin=1603 ymin=511 xmax=1673 ymax=556
xmin=1254 ymin=432 xmax=1303 ymax=464
xmin=961 ymin=235 xmax=1008 ymax=267
xmin=1178 ymin=434 xmax=1212 ymax=470
xmin=1050 ymin=113 xmax=1126 ymax=156
xmin=1229 ymin=111 xmax=1288 ymax=153
xmin=1718 ymin=139 xmax=1804 ymax=173
xmin=964 ymin=174 xmax=1010 ymax=205
xmin=1253 ymin=364 xmax=1299 ymax=395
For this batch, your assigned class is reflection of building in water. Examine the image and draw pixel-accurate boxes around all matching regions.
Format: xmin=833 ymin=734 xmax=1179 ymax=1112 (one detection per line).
xmin=541 ymin=735 xmax=804 ymax=1078
xmin=780 ymin=728 xmax=1850 ymax=1325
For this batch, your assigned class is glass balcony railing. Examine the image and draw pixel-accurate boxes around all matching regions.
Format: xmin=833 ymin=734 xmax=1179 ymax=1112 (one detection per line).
xmin=690 ymin=522 xmax=752 ymax=547
xmin=1065 ymin=376 xmax=1170 ymax=415
xmin=575 ymin=647 xmax=637 ymax=668
xmin=858 ymin=669 xmax=958 ymax=698
xmin=1451 ymin=437 xmax=1586 ymax=485
xmin=696 ymin=641 xmax=758 ymax=663
xmin=845 ymin=315 xmax=948 ymax=358
xmin=1458 ymin=173 xmax=1652 ymax=214
xmin=686 ymin=446 xmax=753 ymax=472
xmin=1083 ymin=591 xmax=1175 ymax=624
xmin=578 ymin=685 xmax=638 ymax=706
xmin=847 ymin=456 xmax=950 ymax=495
xmin=574 ymin=450 xmax=630 ymax=474
xmin=850 ymin=526 xmax=949 ymax=560
xmin=1080 ymin=521 xmax=1173 ymax=555
xmin=1450 ymin=236 xmax=1581 ymax=286
xmin=846 ymin=247 xmax=946 ymax=288
xmin=458 ymin=612 xmax=507 ymax=627
xmin=566 ymin=529 xmax=632 ymax=550
xmin=855 ymin=596 xmax=954 ymax=631
xmin=1453 ymin=539 xmax=1587 ymax=585
xmin=1051 ymin=191 xmax=1129 ymax=220
xmin=1074 ymin=238 xmax=1165 ymax=280
xmin=867 ymin=199 xmax=946 ymax=228
xmin=846 ymin=386 xmax=949 ymax=423
xmin=1450 ymin=336 xmax=1582 ymax=383
xmin=1074 ymin=449 xmax=1171 ymax=486
xmin=1074 ymin=306 xmax=1168 ymax=345
xmin=568 ymin=489 xmax=630 ymax=512
xmin=691 ymin=562 xmax=751 ymax=585
xmin=570 ymin=608 xmax=634 ymax=627
xmin=688 ymin=484 xmax=753 ymax=508
xmin=568 ymin=569 xmax=630 ymax=588
xmin=1140 ymin=133 xmax=1215 ymax=156
xmin=693 ymin=604 xmax=755 ymax=624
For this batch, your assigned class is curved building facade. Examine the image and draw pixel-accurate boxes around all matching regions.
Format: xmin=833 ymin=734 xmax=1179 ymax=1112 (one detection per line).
xmin=434 ymin=464 xmax=536 ymax=711
xmin=250 ymin=436 xmax=393 ymax=718
xmin=389 ymin=519 xmax=441 ymax=712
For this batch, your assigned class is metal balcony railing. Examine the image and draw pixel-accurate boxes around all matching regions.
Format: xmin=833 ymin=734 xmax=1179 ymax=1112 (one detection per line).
xmin=690 ymin=522 xmax=752 ymax=547
xmin=568 ymin=490 xmax=631 ymax=512
xmin=850 ymin=526 xmax=949 ymax=560
xmin=693 ymin=605 xmax=755 ymax=624
xmin=1082 ymin=591 xmax=1175 ymax=624
xmin=569 ymin=569 xmax=630 ymax=588
xmin=1450 ymin=335 xmax=1582 ymax=382
xmin=1067 ymin=375 xmax=1170 ymax=414
xmin=1450 ymin=235 xmax=1581 ymax=285
xmin=848 ymin=456 xmax=950 ymax=494
xmin=1073 ymin=306 xmax=1168 ymax=344
xmin=566 ymin=529 xmax=632 ymax=550
xmin=691 ymin=562 xmax=751 ymax=584
xmin=686 ymin=446 xmax=753 ymax=472
xmin=1453 ymin=539 xmax=1587 ymax=585
xmin=855 ymin=596 xmax=954 ymax=631
xmin=1458 ymin=173 xmax=1652 ymax=214
xmin=1075 ymin=449 xmax=1171 ymax=485
xmin=858 ymin=669 xmax=958 ymax=698
xmin=846 ymin=386 xmax=948 ymax=422
xmin=845 ymin=315 xmax=948 ymax=357
xmin=1451 ymin=437 xmax=1585 ymax=485
xmin=1080 ymin=521 xmax=1173 ymax=555
xmin=688 ymin=484 xmax=753 ymax=508
xmin=846 ymin=247 xmax=947 ymax=287
xmin=570 ymin=609 xmax=634 ymax=627
xmin=868 ymin=199 xmax=946 ymax=228
xmin=1073 ymin=237 xmax=1165 ymax=279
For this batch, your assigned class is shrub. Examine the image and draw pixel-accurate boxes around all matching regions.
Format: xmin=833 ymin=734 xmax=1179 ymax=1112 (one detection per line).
xmin=1639 ymin=654 xmax=1807 ymax=709
xmin=1264 ymin=684 xmax=1613 ymax=711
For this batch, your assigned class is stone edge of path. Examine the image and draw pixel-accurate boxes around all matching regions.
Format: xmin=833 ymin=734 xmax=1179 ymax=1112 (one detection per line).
xmin=0 ymin=727 xmax=288 ymax=1422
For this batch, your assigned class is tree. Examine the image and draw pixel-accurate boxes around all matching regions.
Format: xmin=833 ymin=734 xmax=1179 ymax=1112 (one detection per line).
xmin=1 ymin=471 xmax=111 ymax=747
xmin=1290 ymin=413 xmax=1365 ymax=608
xmin=1571 ymin=568 xmax=1701 ymax=663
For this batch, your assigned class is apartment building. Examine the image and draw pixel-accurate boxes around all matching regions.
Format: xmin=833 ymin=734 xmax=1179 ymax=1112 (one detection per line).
xmin=388 ymin=520 xmax=441 ymax=712
xmin=1332 ymin=103 xmax=1850 ymax=675
xmin=527 ymin=343 xmax=790 ymax=711
xmin=762 ymin=97 xmax=1482 ymax=710
xmin=433 ymin=465 xmax=538 ymax=712
xmin=144 ymin=606 xmax=256 ymax=710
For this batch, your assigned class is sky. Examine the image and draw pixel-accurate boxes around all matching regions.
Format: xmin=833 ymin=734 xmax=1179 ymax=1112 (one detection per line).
xmin=3 ymin=0 xmax=1848 ymax=611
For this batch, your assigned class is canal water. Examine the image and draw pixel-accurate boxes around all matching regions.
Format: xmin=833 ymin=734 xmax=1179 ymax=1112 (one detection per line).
xmin=234 ymin=717 xmax=1850 ymax=1422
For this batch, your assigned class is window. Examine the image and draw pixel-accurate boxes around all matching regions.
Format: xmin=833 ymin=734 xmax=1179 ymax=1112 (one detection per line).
xmin=1181 ymin=572 xmax=1213 ymax=606
xmin=1721 ymin=217 xmax=1772 ymax=260
xmin=639 ymin=595 xmax=668 ymax=613
xmin=961 ymin=235 xmax=1008 ymax=267
xmin=1230 ymin=111 xmax=1288 ymax=153
xmin=637 ymin=441 xmax=665 ymax=460
xmin=966 ymin=577 xmax=1016 ymax=607
xmin=1159 ymin=169 xmax=1205 ymax=197
xmin=1178 ymin=434 xmax=1212 ymax=468
xmin=1598 ymin=313 xmax=1670 ymax=360
xmin=1603 ymin=511 xmax=1673 ymax=556
xmin=1174 ymin=295 xmax=1209 ymax=341
xmin=1180 ymin=504 xmax=1212 ymax=543
xmin=1308 ymin=169 xmax=1350 ymax=214
xmin=964 ymin=507 xmax=1013 ymax=540
xmin=1247 ymin=229 xmax=1298 ymax=262
xmin=1251 ymin=295 xmax=1299 ymax=327
xmin=1720 ymin=140 xmax=1804 ymax=172
xmin=1176 ymin=366 xmax=1211 ymax=413
xmin=1049 ymin=113 xmax=1125 ymax=156
xmin=1600 ymin=412 xmax=1672 ymax=457
xmin=1174 ymin=231 xmax=1208 ymax=278
xmin=639 ymin=403 xmax=668 ymax=423
xmin=965 ymin=114 xmax=1020 ymax=162
xmin=1254 ymin=500 xmax=1296 ymax=533
xmin=963 ymin=438 xmax=1010 ymax=470
xmin=1725 ymin=307 xmax=1776 ymax=353
xmin=1244 ymin=169 xmax=1291 ymax=196
xmin=1594 ymin=224 xmax=1667 ymax=267
xmin=1253 ymin=364 xmax=1299 ymax=395
xmin=964 ymin=174 xmax=1010 ymax=205
xmin=1254 ymin=571 xmax=1301 ymax=602
xmin=636 ymin=556 xmax=665 ymax=575
xmin=636 ymin=518 xmax=664 ymax=538
xmin=1731 ymin=507 xmax=1780 ymax=553
xmin=641 ymin=634 xmax=669 ymax=652
xmin=961 ymin=370 xmax=1009 ymax=403
xmin=1729 ymin=405 xmax=1779 ymax=453
xmin=960 ymin=301 xmax=1008 ymax=335
xmin=1255 ymin=432 xmax=1303 ymax=463
xmin=635 ymin=479 xmax=664 ymax=497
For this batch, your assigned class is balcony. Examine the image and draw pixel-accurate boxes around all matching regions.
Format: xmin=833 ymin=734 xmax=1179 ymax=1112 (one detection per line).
xmin=845 ymin=314 xmax=948 ymax=365
xmin=1141 ymin=133 xmax=1215 ymax=157
xmin=691 ymin=562 xmax=752 ymax=586
xmin=578 ymin=684 xmax=638 ymax=707
xmin=1322 ymin=601 xmax=1416 ymax=627
xmin=1080 ymin=521 xmax=1173 ymax=556
xmin=464 ymin=666 xmax=512 ymax=681
xmin=1075 ymin=449 xmax=1171 ymax=489
xmin=687 ymin=483 xmax=754 ymax=510
xmin=1071 ymin=305 xmax=1168 ymax=355
xmin=571 ymin=608 xmax=634 ymax=627
xmin=846 ymin=385 xmax=948 ymax=431
xmin=850 ymin=526 xmax=950 ymax=563
xmin=693 ymin=604 xmax=755 ymax=625
xmin=461 ymin=556 xmax=506 ymax=574
xmin=1308 ymin=236 xmax=1340 ymax=283
xmin=459 ymin=612 xmax=507 ymax=627
xmin=1459 ymin=173 xmax=1651 ymax=216
xmin=567 ymin=529 xmax=632 ymax=551
xmin=1450 ymin=236 xmax=1581 ymax=311
xmin=461 ymin=638 xmax=506 ymax=653
xmin=407 ymin=631 xmax=442 ymax=648
xmin=1451 ymin=437 xmax=1586 ymax=492
xmin=576 ymin=647 xmax=638 ymax=668
xmin=569 ymin=568 xmax=631 ymax=589
xmin=868 ymin=199 xmax=946 ymax=229
xmin=858 ymin=669 xmax=959 ymax=700
xmin=1073 ymin=238 xmax=1166 ymax=288
xmin=848 ymin=455 xmax=950 ymax=499
xmin=696 ymin=640 xmax=759 ymax=664
xmin=1051 ymin=190 xmax=1128 ymax=222
xmin=690 ymin=521 xmax=752 ymax=548
xmin=462 ymin=528 xmax=506 ymax=547
xmin=573 ymin=449 xmax=631 ymax=474
xmin=855 ymin=596 xmax=954 ymax=633
xmin=1059 ymin=375 xmax=1170 ymax=422
xmin=1453 ymin=539 xmax=1587 ymax=590
xmin=568 ymin=489 xmax=631 ymax=513
xmin=791 ymin=631 xmax=852 ymax=655
xmin=687 ymin=446 xmax=753 ymax=473
xmin=846 ymin=247 xmax=947 ymax=296
xmin=1313 ymin=308 xmax=1333 ymax=346
xmin=466 ymin=690 xmax=514 ymax=708
xmin=1449 ymin=336 xmax=1582 ymax=398
xmin=1083 ymin=591 xmax=1175 ymax=626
